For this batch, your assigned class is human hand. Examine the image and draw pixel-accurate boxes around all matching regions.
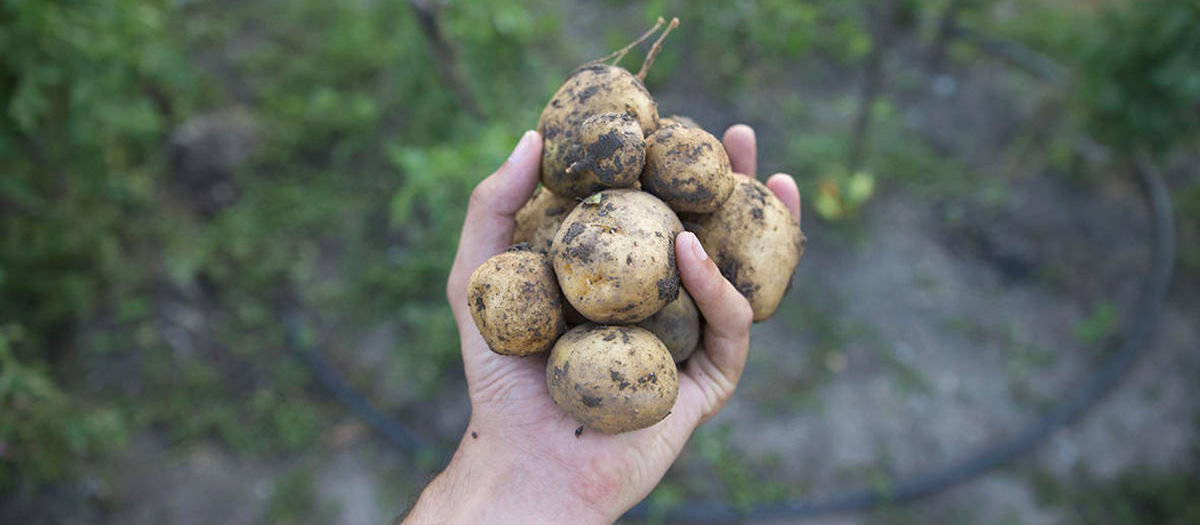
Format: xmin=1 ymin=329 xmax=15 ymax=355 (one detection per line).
xmin=404 ymin=125 xmax=801 ymax=524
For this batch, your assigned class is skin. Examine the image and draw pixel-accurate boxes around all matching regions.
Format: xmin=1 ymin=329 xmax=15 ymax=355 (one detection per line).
xmin=404 ymin=125 xmax=800 ymax=524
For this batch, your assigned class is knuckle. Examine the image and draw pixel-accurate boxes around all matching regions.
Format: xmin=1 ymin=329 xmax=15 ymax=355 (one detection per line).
xmin=468 ymin=176 xmax=497 ymax=210
xmin=728 ymin=295 xmax=754 ymax=328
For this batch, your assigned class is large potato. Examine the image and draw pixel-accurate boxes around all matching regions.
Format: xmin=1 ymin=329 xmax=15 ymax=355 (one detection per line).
xmin=513 ymin=186 xmax=577 ymax=254
xmin=637 ymin=288 xmax=701 ymax=363
xmin=546 ymin=324 xmax=678 ymax=434
xmin=552 ymin=189 xmax=682 ymax=324
xmin=684 ymin=177 xmax=805 ymax=321
xmin=640 ymin=126 xmax=734 ymax=213
xmin=538 ymin=65 xmax=659 ymax=199
xmin=467 ymin=249 xmax=565 ymax=356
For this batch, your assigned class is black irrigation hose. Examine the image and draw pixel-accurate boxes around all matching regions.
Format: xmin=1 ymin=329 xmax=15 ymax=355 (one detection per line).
xmin=283 ymin=313 xmax=433 ymax=456
xmin=284 ymin=157 xmax=1175 ymax=522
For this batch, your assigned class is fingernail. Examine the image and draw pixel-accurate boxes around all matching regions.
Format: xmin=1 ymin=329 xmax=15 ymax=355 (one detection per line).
xmin=687 ymin=232 xmax=708 ymax=261
xmin=508 ymin=130 xmax=537 ymax=165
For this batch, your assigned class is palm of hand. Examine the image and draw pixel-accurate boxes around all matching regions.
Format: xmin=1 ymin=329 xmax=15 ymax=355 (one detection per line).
xmin=441 ymin=125 xmax=799 ymax=519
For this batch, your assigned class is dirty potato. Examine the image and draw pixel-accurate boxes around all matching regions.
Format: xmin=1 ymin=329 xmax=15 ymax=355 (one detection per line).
xmin=551 ymin=189 xmax=682 ymax=324
xmin=514 ymin=186 xmax=577 ymax=254
xmin=546 ymin=324 xmax=678 ymax=434
xmin=467 ymin=248 xmax=565 ymax=356
xmin=641 ymin=126 xmax=734 ymax=213
xmin=637 ymin=288 xmax=701 ymax=363
xmin=538 ymin=64 xmax=659 ymax=199
xmin=684 ymin=177 xmax=804 ymax=321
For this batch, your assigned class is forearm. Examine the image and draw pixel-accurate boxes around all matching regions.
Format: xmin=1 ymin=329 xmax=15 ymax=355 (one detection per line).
xmin=402 ymin=430 xmax=615 ymax=525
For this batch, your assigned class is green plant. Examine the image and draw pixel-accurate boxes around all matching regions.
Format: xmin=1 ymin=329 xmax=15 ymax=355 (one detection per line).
xmin=0 ymin=325 xmax=127 ymax=488
xmin=1073 ymin=0 xmax=1200 ymax=156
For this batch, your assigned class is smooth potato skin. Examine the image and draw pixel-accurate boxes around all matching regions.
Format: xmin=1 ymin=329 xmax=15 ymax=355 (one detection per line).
xmin=552 ymin=189 xmax=682 ymax=324
xmin=684 ymin=177 xmax=805 ymax=322
xmin=641 ymin=126 xmax=734 ymax=213
xmin=538 ymin=65 xmax=659 ymax=199
xmin=546 ymin=324 xmax=678 ymax=434
xmin=467 ymin=250 xmax=565 ymax=356
xmin=638 ymin=288 xmax=701 ymax=363
xmin=514 ymin=187 xmax=577 ymax=254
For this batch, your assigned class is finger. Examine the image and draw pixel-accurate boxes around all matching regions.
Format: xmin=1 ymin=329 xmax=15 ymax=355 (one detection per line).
xmin=446 ymin=130 xmax=542 ymax=320
xmin=674 ymin=231 xmax=752 ymax=410
xmin=765 ymin=173 xmax=802 ymax=225
xmin=722 ymin=124 xmax=756 ymax=177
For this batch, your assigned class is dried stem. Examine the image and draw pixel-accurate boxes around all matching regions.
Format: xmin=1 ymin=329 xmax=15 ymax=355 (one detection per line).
xmin=584 ymin=17 xmax=665 ymax=68
xmin=636 ymin=17 xmax=679 ymax=81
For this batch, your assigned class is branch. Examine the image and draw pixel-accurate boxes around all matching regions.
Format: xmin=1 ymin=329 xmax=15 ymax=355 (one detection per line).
xmin=848 ymin=0 xmax=900 ymax=172
xmin=408 ymin=0 xmax=485 ymax=121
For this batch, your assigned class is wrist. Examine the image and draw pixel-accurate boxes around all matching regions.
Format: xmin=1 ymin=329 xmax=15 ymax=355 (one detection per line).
xmin=404 ymin=426 xmax=615 ymax=525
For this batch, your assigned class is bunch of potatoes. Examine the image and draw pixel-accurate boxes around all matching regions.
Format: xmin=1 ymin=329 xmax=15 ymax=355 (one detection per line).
xmin=467 ymin=19 xmax=805 ymax=434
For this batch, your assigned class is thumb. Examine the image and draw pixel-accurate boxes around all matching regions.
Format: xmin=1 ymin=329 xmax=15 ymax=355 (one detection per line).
xmin=446 ymin=131 xmax=542 ymax=321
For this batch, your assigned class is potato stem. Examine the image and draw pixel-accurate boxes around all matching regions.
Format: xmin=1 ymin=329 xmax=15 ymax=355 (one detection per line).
xmin=637 ymin=17 xmax=679 ymax=81
xmin=584 ymin=17 xmax=665 ymax=68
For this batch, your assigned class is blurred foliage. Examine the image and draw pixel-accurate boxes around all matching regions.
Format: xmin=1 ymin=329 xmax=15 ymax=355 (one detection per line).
xmin=1073 ymin=0 xmax=1200 ymax=155
xmin=1 ymin=0 xmax=558 ymax=487
xmin=0 ymin=325 xmax=126 ymax=488
xmin=0 ymin=0 xmax=193 ymax=487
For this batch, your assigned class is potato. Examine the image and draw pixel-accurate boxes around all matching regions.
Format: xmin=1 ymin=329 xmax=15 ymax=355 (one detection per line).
xmin=662 ymin=114 xmax=701 ymax=130
xmin=552 ymin=189 xmax=682 ymax=324
xmin=514 ymin=186 xmax=577 ymax=254
xmin=546 ymin=324 xmax=678 ymax=434
xmin=684 ymin=177 xmax=805 ymax=321
xmin=467 ymin=248 xmax=565 ymax=356
xmin=641 ymin=126 xmax=734 ymax=213
xmin=538 ymin=65 xmax=659 ymax=199
xmin=562 ymin=112 xmax=645 ymax=192
xmin=637 ymin=288 xmax=700 ymax=363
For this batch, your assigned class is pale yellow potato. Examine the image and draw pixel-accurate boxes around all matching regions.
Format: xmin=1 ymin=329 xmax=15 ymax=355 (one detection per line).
xmin=641 ymin=126 xmax=734 ymax=213
xmin=546 ymin=324 xmax=678 ymax=434
xmin=551 ymin=189 xmax=682 ymax=324
xmin=684 ymin=177 xmax=805 ymax=321
xmin=467 ymin=249 xmax=565 ymax=356
xmin=538 ymin=65 xmax=658 ymax=199
xmin=637 ymin=288 xmax=700 ymax=363
xmin=513 ymin=186 xmax=577 ymax=254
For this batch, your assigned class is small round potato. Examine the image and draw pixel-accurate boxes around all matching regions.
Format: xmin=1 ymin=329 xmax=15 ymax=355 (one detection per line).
xmin=684 ymin=177 xmax=805 ymax=322
xmin=638 ymin=288 xmax=701 ymax=363
xmin=546 ymin=324 xmax=678 ymax=434
xmin=467 ymin=248 xmax=565 ymax=356
xmin=552 ymin=189 xmax=682 ymax=324
xmin=538 ymin=65 xmax=659 ymax=199
xmin=641 ymin=126 xmax=734 ymax=213
xmin=556 ymin=112 xmax=645 ymax=196
xmin=514 ymin=186 xmax=577 ymax=254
